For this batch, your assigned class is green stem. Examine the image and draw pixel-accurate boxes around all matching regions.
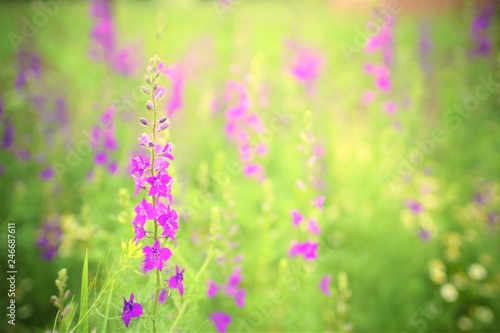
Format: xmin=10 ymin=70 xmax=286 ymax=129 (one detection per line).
xmin=150 ymin=69 xmax=160 ymax=333
xmin=168 ymin=246 xmax=213 ymax=333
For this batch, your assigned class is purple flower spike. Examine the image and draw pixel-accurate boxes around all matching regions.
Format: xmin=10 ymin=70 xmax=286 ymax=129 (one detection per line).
xmin=122 ymin=293 xmax=143 ymax=328
xmin=209 ymin=312 xmax=231 ymax=333
xmin=168 ymin=265 xmax=185 ymax=296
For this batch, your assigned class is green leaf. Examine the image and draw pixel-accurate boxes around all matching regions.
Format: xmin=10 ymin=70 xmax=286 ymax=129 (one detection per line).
xmin=101 ymin=281 xmax=113 ymax=333
xmin=79 ymin=250 xmax=89 ymax=333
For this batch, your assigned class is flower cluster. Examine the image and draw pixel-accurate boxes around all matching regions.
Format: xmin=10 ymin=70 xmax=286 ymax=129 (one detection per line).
xmin=121 ymin=56 xmax=186 ymax=329
xmin=15 ymin=47 xmax=41 ymax=89
xmin=207 ymin=267 xmax=246 ymax=308
xmin=286 ymin=39 xmax=323 ymax=95
xmin=362 ymin=13 xmax=399 ymax=122
xmin=288 ymin=112 xmax=325 ymax=261
xmin=418 ymin=20 xmax=432 ymax=76
xmin=399 ymin=168 xmax=439 ymax=242
xmin=224 ymin=81 xmax=266 ymax=181
xmin=36 ymin=217 xmax=62 ymax=261
xmin=469 ymin=3 xmax=495 ymax=57
xmin=89 ymin=105 xmax=119 ymax=175
xmin=164 ymin=63 xmax=185 ymax=117
xmin=426 ymin=180 xmax=500 ymax=331
xmin=89 ymin=0 xmax=140 ymax=76
xmin=206 ymin=204 xmax=245 ymax=332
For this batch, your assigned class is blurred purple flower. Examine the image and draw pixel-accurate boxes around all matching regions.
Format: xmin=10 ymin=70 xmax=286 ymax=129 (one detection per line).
xmin=308 ymin=219 xmax=321 ymax=235
xmin=406 ymin=199 xmax=423 ymax=215
xmin=40 ymin=167 xmax=54 ymax=181
xmin=287 ymin=39 xmax=323 ymax=94
xmin=419 ymin=228 xmax=430 ymax=242
xmin=419 ymin=20 xmax=432 ymax=75
xmin=158 ymin=289 xmax=167 ymax=304
xmin=289 ymin=241 xmax=318 ymax=260
xmin=209 ymin=312 xmax=231 ymax=333
xmin=207 ymin=280 xmax=218 ymax=298
xmin=2 ymin=119 xmax=14 ymax=149
xmin=291 ymin=209 xmax=303 ymax=227
xmin=36 ymin=219 xmax=62 ymax=261
xmin=320 ymin=275 xmax=332 ymax=296
xmin=488 ymin=212 xmax=498 ymax=227
xmin=470 ymin=4 xmax=494 ymax=56
xmin=164 ymin=64 xmax=185 ymax=117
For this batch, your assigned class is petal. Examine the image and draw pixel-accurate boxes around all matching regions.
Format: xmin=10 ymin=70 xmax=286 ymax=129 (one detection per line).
xmin=159 ymin=247 xmax=172 ymax=261
xmin=130 ymin=303 xmax=143 ymax=318
xmin=122 ymin=313 xmax=131 ymax=328
xmin=168 ymin=276 xmax=178 ymax=289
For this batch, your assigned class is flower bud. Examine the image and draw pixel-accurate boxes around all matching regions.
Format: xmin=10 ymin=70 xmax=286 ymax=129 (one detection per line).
xmin=153 ymin=82 xmax=159 ymax=90
xmin=145 ymin=75 xmax=151 ymax=84
xmin=139 ymin=118 xmax=149 ymax=126
xmin=157 ymin=122 xmax=169 ymax=132
xmin=147 ymin=65 xmax=153 ymax=73
xmin=146 ymin=101 xmax=153 ymax=111
xmin=148 ymin=141 xmax=155 ymax=147
xmin=155 ymin=89 xmax=164 ymax=100
xmin=158 ymin=116 xmax=168 ymax=124
xmin=141 ymin=86 xmax=150 ymax=95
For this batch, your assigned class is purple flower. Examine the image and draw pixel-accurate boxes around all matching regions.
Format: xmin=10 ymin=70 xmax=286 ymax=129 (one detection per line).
xmin=157 ymin=207 xmax=178 ymax=241
xmin=36 ymin=219 xmax=62 ymax=260
xmin=470 ymin=4 xmax=494 ymax=56
xmin=287 ymin=40 xmax=323 ymax=94
xmin=155 ymin=142 xmax=174 ymax=161
xmin=383 ymin=101 xmax=397 ymax=115
xmin=142 ymin=239 xmax=172 ymax=272
xmin=291 ymin=210 xmax=303 ymax=227
xmin=2 ymin=119 xmax=14 ymax=149
xmin=320 ymin=275 xmax=332 ymax=296
xmin=289 ymin=241 xmax=318 ymax=260
xmin=133 ymin=199 xmax=157 ymax=227
xmin=209 ymin=312 xmax=231 ymax=333
xmin=40 ymin=167 xmax=54 ymax=181
xmin=138 ymin=133 xmax=152 ymax=147
xmin=94 ymin=151 xmax=108 ymax=165
xmin=406 ymin=199 xmax=423 ymax=215
xmin=234 ymin=289 xmax=245 ymax=308
xmin=89 ymin=0 xmax=115 ymax=63
xmin=419 ymin=228 xmax=430 ymax=242
xmin=158 ymin=289 xmax=167 ymax=303
xmin=164 ymin=64 xmax=185 ymax=117
xmin=488 ymin=212 xmax=498 ymax=227
xmin=307 ymin=219 xmax=321 ymax=235
xmin=475 ymin=193 xmax=485 ymax=205
xmin=168 ymin=265 xmax=185 ymax=296
xmin=315 ymin=196 xmax=325 ymax=210
xmin=207 ymin=280 xmax=218 ymax=298
xmin=122 ymin=293 xmax=143 ymax=328
xmin=145 ymin=171 xmax=173 ymax=199
xmin=131 ymin=174 xmax=146 ymax=196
